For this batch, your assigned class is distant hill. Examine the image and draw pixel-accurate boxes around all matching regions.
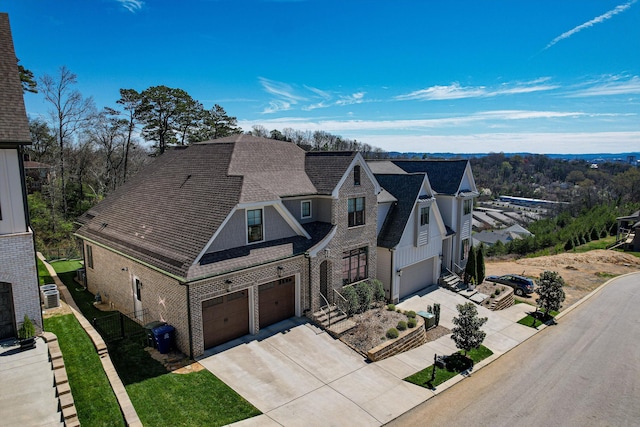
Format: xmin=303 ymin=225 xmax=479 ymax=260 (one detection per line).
xmin=388 ymin=152 xmax=640 ymax=164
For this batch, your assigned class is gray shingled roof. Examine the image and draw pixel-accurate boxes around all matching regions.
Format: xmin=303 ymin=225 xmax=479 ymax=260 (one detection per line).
xmin=0 ymin=13 xmax=31 ymax=145
xmin=391 ymin=160 xmax=469 ymax=195
xmin=76 ymin=143 xmax=243 ymax=278
xmin=375 ymin=173 xmax=426 ymax=248
xmin=76 ymin=137 xmax=355 ymax=279
xmin=305 ymin=151 xmax=357 ymax=194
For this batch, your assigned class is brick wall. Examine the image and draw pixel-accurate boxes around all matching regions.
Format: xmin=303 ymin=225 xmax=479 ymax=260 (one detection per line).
xmin=188 ymin=256 xmax=305 ymax=357
xmin=0 ymin=230 xmax=41 ymax=331
xmin=84 ymin=242 xmax=190 ymax=355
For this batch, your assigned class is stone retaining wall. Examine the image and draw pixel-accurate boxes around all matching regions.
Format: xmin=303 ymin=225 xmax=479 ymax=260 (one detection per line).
xmin=367 ymin=316 xmax=426 ymax=362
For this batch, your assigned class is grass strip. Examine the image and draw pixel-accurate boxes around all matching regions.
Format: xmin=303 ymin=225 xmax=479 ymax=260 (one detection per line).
xmin=127 ymin=370 xmax=261 ymax=427
xmin=517 ymin=310 xmax=559 ymax=328
xmin=37 ymin=257 xmax=54 ymax=285
xmin=405 ymin=345 xmax=493 ymax=389
xmin=44 ymin=314 xmax=124 ymax=426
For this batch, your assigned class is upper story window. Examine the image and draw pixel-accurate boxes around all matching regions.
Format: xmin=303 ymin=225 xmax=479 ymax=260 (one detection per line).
xmin=353 ymin=165 xmax=361 ymax=186
xmin=463 ymin=199 xmax=472 ymax=215
xmin=301 ymin=200 xmax=312 ymax=219
xmin=247 ymin=208 xmax=264 ymax=243
xmin=348 ymin=197 xmax=365 ymax=227
xmin=420 ymin=206 xmax=430 ymax=226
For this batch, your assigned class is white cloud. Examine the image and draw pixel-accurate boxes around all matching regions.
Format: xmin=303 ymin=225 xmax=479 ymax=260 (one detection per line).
xmin=544 ymin=0 xmax=637 ymax=50
xmin=239 ymin=110 xmax=614 ymax=134
xmin=396 ymin=79 xmax=558 ymax=101
xmin=567 ymin=75 xmax=640 ymax=97
xmin=117 ymin=0 xmax=144 ymax=13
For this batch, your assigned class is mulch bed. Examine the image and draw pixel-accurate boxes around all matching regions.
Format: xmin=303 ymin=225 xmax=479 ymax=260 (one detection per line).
xmin=339 ymin=305 xmax=451 ymax=355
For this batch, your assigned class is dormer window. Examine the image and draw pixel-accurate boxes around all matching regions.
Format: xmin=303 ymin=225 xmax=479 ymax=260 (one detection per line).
xmin=301 ymin=200 xmax=311 ymax=219
xmin=247 ymin=209 xmax=264 ymax=243
xmin=353 ymin=165 xmax=361 ymax=186
xmin=420 ymin=206 xmax=430 ymax=226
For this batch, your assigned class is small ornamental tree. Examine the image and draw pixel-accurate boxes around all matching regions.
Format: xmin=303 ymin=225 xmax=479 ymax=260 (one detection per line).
xmin=476 ymin=244 xmax=486 ymax=285
xmin=536 ymin=271 xmax=566 ymax=318
xmin=451 ymin=302 xmax=487 ymax=357
xmin=464 ymin=246 xmax=477 ymax=285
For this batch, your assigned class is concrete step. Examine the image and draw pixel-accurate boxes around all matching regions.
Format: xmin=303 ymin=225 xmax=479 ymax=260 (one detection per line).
xmin=327 ymin=319 xmax=357 ymax=336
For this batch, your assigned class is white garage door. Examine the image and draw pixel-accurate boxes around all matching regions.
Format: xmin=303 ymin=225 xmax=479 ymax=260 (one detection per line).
xmin=399 ymin=259 xmax=434 ymax=299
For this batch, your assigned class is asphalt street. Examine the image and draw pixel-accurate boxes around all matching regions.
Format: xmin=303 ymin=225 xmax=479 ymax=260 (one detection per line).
xmin=387 ymin=272 xmax=640 ymax=427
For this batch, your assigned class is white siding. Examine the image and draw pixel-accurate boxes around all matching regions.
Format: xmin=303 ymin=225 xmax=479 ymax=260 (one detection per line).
xmin=376 ymin=248 xmax=392 ymax=299
xmin=377 ymin=202 xmax=392 ymax=235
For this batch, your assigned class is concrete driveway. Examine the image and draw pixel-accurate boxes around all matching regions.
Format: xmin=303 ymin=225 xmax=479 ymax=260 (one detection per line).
xmin=198 ymin=318 xmax=432 ymax=426
xmin=199 ymin=287 xmax=543 ymax=426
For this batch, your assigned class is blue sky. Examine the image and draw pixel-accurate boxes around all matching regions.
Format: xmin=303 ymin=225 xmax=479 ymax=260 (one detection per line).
xmin=4 ymin=0 xmax=640 ymax=154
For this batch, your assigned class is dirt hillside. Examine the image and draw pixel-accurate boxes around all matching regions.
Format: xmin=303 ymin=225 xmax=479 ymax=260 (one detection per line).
xmin=485 ymin=250 xmax=640 ymax=309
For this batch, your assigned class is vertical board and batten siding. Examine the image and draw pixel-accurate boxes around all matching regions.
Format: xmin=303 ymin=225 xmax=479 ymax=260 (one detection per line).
xmin=375 ymin=247 xmax=393 ymax=300
xmin=377 ymin=202 xmax=393 ymax=236
xmin=0 ymin=149 xmax=27 ymax=234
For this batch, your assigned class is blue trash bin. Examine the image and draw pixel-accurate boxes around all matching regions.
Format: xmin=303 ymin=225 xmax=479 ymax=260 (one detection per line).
xmin=152 ymin=324 xmax=175 ymax=354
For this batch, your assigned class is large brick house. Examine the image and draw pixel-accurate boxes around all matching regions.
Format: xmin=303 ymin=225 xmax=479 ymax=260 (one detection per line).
xmin=76 ymin=135 xmax=380 ymax=357
xmin=0 ymin=13 xmax=42 ymax=340
xmin=76 ymin=138 xmax=478 ymax=358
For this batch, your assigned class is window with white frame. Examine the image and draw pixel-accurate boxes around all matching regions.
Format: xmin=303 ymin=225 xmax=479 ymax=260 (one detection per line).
xmin=353 ymin=165 xmax=361 ymax=186
xmin=301 ymin=200 xmax=311 ymax=219
xmin=247 ymin=208 xmax=263 ymax=243
xmin=420 ymin=206 xmax=430 ymax=226
xmin=86 ymin=244 xmax=94 ymax=269
xmin=464 ymin=199 xmax=472 ymax=215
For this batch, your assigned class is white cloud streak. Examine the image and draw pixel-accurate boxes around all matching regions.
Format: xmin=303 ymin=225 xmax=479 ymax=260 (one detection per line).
xmin=544 ymin=0 xmax=637 ymax=50
xmin=117 ymin=0 xmax=144 ymax=13
xmin=567 ymin=75 xmax=640 ymax=97
xmin=396 ymin=79 xmax=558 ymax=101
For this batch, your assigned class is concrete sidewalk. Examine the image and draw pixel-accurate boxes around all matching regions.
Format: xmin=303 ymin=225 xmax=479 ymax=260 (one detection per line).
xmin=202 ymin=287 xmax=544 ymax=427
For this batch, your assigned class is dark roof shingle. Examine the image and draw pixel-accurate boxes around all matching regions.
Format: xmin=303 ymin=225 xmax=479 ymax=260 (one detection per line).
xmin=0 ymin=13 xmax=31 ymax=145
xmin=391 ymin=160 xmax=469 ymax=195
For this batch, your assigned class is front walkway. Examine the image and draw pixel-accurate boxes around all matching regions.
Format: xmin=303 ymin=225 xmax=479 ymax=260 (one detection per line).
xmin=200 ymin=287 xmax=540 ymax=426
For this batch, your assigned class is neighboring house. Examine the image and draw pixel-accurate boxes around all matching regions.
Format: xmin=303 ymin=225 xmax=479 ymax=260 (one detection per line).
xmin=23 ymin=159 xmax=52 ymax=193
xmin=368 ymin=159 xmax=478 ymax=278
xmin=0 ymin=13 xmax=42 ymax=339
xmin=615 ymin=210 xmax=640 ymax=252
xmin=373 ymin=172 xmax=447 ymax=302
xmin=75 ymin=135 xmax=381 ymax=357
xmin=472 ymin=224 xmax=533 ymax=248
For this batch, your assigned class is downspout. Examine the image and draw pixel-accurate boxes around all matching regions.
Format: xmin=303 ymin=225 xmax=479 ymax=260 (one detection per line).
xmin=183 ymin=281 xmax=193 ymax=359
xmin=389 ymin=248 xmax=395 ymax=303
xmin=305 ymin=252 xmax=312 ymax=315
xmin=19 ymin=146 xmax=44 ymax=330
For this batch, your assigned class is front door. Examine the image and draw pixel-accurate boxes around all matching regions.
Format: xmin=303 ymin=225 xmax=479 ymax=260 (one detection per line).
xmin=0 ymin=282 xmax=15 ymax=339
xmin=133 ymin=277 xmax=143 ymax=322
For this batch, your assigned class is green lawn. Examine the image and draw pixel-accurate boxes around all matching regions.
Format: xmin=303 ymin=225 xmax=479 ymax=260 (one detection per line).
xmin=517 ymin=309 xmax=559 ymax=328
xmin=44 ymin=314 xmax=124 ymax=427
xmin=51 ymin=259 xmax=261 ymax=426
xmin=37 ymin=257 xmax=54 ymax=285
xmin=405 ymin=345 xmax=493 ymax=389
xmin=127 ymin=371 xmax=261 ymax=427
xmin=572 ymin=236 xmax=617 ymax=253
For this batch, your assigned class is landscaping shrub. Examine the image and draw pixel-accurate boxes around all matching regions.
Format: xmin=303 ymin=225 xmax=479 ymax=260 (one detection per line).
xmin=386 ymin=328 xmax=399 ymax=339
xmin=397 ymin=320 xmax=407 ymax=331
xmin=341 ymin=285 xmax=359 ymax=316
xmin=387 ymin=303 xmax=396 ymax=311
xmin=355 ymin=281 xmax=373 ymax=313
xmin=407 ymin=318 xmax=417 ymax=328
xmin=371 ymin=279 xmax=385 ymax=302
xmin=406 ymin=310 xmax=416 ymax=318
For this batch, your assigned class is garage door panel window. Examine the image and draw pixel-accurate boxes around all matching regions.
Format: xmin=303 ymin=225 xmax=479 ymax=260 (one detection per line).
xmin=342 ymin=247 xmax=368 ymax=285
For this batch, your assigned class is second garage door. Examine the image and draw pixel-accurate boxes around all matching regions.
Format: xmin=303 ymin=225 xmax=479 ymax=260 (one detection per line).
xmin=259 ymin=276 xmax=295 ymax=329
xmin=399 ymin=259 xmax=435 ymax=299
xmin=202 ymin=289 xmax=249 ymax=349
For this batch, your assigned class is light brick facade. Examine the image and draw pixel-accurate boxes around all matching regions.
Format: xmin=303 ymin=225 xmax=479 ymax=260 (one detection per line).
xmin=0 ymin=230 xmax=41 ymax=332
